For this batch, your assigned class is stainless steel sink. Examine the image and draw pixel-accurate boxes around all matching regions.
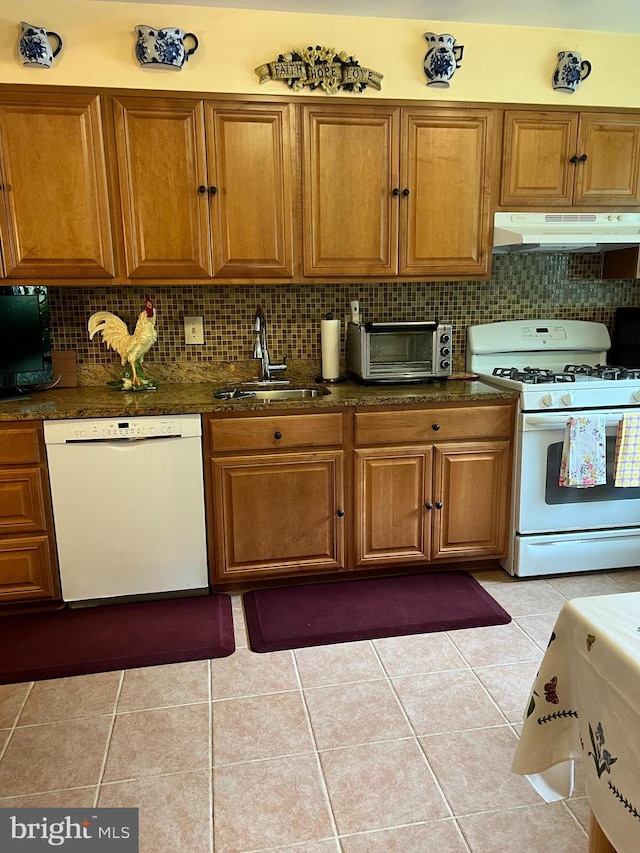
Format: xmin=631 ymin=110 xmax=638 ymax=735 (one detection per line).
xmin=213 ymin=385 xmax=330 ymax=402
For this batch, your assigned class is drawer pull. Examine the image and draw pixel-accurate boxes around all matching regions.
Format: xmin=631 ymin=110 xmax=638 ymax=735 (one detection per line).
xmin=336 ymin=509 xmax=345 ymax=517
xmin=274 ymin=431 xmax=283 ymax=440
xmin=431 ymin=423 xmax=440 ymax=431
xmin=435 ymin=501 xmax=443 ymax=510
xmin=424 ymin=502 xmax=433 ymax=510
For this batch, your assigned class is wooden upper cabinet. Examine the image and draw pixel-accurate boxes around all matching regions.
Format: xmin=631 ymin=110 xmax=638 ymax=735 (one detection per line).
xmin=501 ymin=111 xmax=640 ymax=207
xmin=111 ymin=97 xmax=297 ymax=280
xmin=302 ymin=105 xmax=400 ymax=276
xmin=205 ymin=102 xmax=296 ymax=277
xmin=111 ymin=96 xmax=212 ymax=278
xmin=400 ymin=108 xmax=495 ymax=277
xmin=575 ymin=114 xmax=640 ymax=205
xmin=301 ymin=104 xmax=494 ymax=278
xmin=0 ymin=93 xmax=115 ymax=279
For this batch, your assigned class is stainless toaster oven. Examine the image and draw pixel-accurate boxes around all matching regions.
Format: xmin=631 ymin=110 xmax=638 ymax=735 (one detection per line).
xmin=346 ymin=321 xmax=453 ymax=383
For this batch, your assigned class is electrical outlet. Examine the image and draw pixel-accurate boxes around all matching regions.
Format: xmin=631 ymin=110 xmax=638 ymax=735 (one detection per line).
xmin=184 ymin=315 xmax=204 ymax=345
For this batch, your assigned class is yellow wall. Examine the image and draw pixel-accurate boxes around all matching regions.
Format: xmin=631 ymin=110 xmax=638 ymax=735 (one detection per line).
xmin=3 ymin=0 xmax=640 ymax=108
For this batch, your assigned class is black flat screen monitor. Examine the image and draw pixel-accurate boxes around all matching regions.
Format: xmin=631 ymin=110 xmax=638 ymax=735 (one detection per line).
xmin=0 ymin=286 xmax=53 ymax=401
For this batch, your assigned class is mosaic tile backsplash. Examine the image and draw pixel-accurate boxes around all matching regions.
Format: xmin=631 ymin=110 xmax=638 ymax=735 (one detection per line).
xmin=49 ymin=253 xmax=640 ymax=384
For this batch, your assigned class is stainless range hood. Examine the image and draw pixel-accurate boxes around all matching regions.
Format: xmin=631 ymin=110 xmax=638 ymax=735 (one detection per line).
xmin=493 ymin=212 xmax=640 ymax=253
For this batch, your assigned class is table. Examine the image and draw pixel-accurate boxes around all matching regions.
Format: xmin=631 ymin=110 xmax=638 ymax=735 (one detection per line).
xmin=512 ymin=592 xmax=640 ymax=853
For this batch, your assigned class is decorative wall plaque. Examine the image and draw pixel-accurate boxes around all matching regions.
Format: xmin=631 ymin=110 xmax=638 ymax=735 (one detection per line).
xmin=255 ymin=45 xmax=383 ymax=94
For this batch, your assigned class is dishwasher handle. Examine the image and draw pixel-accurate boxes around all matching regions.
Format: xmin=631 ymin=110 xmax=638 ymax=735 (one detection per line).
xmin=58 ymin=434 xmax=184 ymax=445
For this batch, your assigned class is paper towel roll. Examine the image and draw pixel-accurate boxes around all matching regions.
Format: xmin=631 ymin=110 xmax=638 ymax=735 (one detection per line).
xmin=321 ymin=318 xmax=341 ymax=380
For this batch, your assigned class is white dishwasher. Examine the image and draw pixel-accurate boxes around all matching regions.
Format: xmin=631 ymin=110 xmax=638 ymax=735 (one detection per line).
xmin=44 ymin=414 xmax=209 ymax=603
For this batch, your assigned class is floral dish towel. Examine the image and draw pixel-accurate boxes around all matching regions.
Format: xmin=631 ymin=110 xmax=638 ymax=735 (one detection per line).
xmin=559 ymin=415 xmax=606 ymax=488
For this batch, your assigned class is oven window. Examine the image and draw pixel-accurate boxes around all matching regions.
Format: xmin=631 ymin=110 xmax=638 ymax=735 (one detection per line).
xmin=370 ymin=332 xmax=432 ymax=366
xmin=546 ymin=437 xmax=640 ymax=503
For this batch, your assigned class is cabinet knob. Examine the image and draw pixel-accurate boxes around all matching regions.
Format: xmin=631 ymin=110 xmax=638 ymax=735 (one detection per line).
xmin=209 ymin=186 xmax=218 ymax=195
xmin=198 ymin=185 xmax=207 ymax=194
xmin=336 ymin=509 xmax=345 ymax=517
xmin=569 ymin=156 xmax=579 ymax=164
xmin=401 ymin=188 xmax=410 ymax=197
xmin=424 ymin=502 xmax=433 ymax=510
xmin=274 ymin=431 xmax=282 ymax=440
xmin=391 ymin=188 xmax=400 ymax=196
xmin=435 ymin=501 xmax=443 ymax=510
xmin=431 ymin=423 xmax=440 ymax=431
xmin=579 ymin=153 xmax=588 ymax=162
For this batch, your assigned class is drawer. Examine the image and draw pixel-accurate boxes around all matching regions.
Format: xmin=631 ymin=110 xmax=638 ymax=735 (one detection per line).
xmin=0 ymin=535 xmax=57 ymax=601
xmin=0 ymin=468 xmax=47 ymax=533
xmin=355 ymin=405 xmax=513 ymax=445
xmin=210 ymin=412 xmax=343 ymax=452
xmin=0 ymin=424 xmax=41 ymax=465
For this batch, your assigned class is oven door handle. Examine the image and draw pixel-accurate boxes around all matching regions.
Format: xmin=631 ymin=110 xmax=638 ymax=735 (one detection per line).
xmin=524 ymin=415 xmax=623 ymax=430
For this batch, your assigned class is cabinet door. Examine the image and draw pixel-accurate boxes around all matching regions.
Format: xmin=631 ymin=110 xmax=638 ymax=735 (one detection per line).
xmin=0 ymin=93 xmax=115 ymax=279
xmin=302 ymin=105 xmax=399 ymax=276
xmin=205 ymin=103 xmax=296 ymax=277
xmin=401 ymin=108 xmax=495 ymax=276
xmin=112 ymin=97 xmax=212 ymax=278
xmin=574 ymin=113 xmax=640 ymax=205
xmin=212 ymin=451 xmax=345 ymax=579
xmin=432 ymin=441 xmax=511 ymax=560
xmin=355 ymin=447 xmax=431 ymax=567
xmin=0 ymin=535 xmax=58 ymax=601
xmin=500 ymin=111 xmax=579 ymax=206
xmin=0 ymin=468 xmax=46 ymax=533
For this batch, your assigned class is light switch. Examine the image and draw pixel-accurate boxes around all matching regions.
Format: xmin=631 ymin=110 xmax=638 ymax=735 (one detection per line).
xmin=184 ymin=315 xmax=204 ymax=345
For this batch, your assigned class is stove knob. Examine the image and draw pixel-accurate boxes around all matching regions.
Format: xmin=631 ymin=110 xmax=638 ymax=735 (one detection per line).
xmin=633 ymin=390 xmax=640 ymax=403
xmin=560 ymin=392 xmax=574 ymax=407
xmin=540 ymin=393 xmax=554 ymax=407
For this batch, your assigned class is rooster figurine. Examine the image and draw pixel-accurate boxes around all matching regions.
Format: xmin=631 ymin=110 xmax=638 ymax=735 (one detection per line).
xmin=88 ymin=295 xmax=158 ymax=391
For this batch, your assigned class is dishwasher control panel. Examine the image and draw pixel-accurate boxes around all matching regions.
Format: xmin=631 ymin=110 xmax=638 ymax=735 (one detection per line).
xmin=44 ymin=415 xmax=202 ymax=443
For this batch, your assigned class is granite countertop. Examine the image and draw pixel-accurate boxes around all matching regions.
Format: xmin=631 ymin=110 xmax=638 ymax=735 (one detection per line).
xmin=0 ymin=376 xmax=517 ymax=422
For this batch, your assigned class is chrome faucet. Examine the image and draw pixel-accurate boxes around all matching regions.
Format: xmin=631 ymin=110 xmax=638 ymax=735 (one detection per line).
xmin=252 ymin=307 xmax=287 ymax=383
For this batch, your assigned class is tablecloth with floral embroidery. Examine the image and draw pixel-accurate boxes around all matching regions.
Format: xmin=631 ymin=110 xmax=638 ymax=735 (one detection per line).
xmin=512 ymin=592 xmax=640 ymax=853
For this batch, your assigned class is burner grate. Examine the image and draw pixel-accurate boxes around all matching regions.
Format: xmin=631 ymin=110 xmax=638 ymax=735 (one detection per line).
xmin=492 ymin=367 xmax=576 ymax=384
xmin=564 ymin=364 xmax=640 ymax=380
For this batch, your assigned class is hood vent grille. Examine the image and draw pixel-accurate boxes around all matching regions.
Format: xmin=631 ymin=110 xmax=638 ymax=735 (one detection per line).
xmin=543 ymin=213 xmax=598 ymax=223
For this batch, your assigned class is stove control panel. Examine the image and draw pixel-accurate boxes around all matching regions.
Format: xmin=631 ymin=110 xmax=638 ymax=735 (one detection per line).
xmin=521 ymin=325 xmax=568 ymax=341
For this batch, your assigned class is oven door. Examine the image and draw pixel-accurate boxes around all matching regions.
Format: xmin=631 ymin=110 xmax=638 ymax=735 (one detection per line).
xmin=366 ymin=329 xmax=437 ymax=380
xmin=517 ymin=411 xmax=640 ymax=534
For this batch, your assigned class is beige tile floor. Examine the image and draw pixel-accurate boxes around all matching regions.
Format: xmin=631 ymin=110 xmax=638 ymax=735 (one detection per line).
xmin=2 ymin=567 xmax=640 ymax=852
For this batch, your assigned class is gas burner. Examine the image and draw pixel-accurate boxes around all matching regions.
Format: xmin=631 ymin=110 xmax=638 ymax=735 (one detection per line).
xmin=564 ymin=363 xmax=640 ymax=380
xmin=492 ymin=366 xmax=576 ymax=384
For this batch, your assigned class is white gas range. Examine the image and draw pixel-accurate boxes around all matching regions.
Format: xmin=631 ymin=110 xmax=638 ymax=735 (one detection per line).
xmin=467 ymin=320 xmax=640 ymax=578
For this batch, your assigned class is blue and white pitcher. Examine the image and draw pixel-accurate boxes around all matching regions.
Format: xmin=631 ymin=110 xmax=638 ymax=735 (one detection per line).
xmin=19 ymin=22 xmax=63 ymax=68
xmin=135 ymin=25 xmax=199 ymax=69
xmin=423 ymin=33 xmax=464 ymax=88
xmin=553 ymin=51 xmax=591 ymax=93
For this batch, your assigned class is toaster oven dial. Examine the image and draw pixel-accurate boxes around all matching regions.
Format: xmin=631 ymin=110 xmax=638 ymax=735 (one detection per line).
xmin=440 ymin=360 xmax=451 ymax=370
xmin=440 ymin=347 xmax=451 ymax=356
xmin=440 ymin=333 xmax=450 ymax=343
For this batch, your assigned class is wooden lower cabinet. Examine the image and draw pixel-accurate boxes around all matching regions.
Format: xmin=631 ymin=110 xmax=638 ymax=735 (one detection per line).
xmin=0 ymin=423 xmax=60 ymax=605
xmin=212 ymin=451 xmax=345 ymax=578
xmin=206 ymin=401 xmax=514 ymax=583
xmin=355 ymin=447 xmax=431 ymax=565
xmin=354 ymin=403 xmax=514 ymax=568
xmin=205 ymin=411 xmax=346 ymax=582
xmin=432 ymin=441 xmax=512 ymax=560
